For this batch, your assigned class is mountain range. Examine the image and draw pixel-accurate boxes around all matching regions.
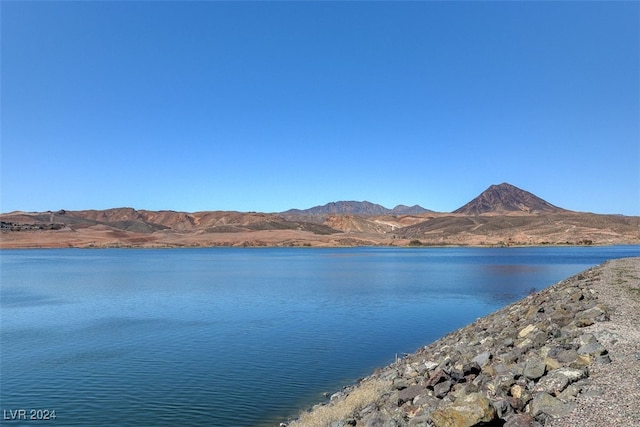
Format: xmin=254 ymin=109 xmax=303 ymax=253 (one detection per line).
xmin=284 ymin=183 xmax=563 ymax=216
xmin=2 ymin=183 xmax=638 ymax=248
xmin=282 ymin=201 xmax=432 ymax=216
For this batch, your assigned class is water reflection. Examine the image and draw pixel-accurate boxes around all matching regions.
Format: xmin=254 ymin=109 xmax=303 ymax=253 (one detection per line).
xmin=1 ymin=287 xmax=67 ymax=307
xmin=483 ymin=264 xmax=542 ymax=274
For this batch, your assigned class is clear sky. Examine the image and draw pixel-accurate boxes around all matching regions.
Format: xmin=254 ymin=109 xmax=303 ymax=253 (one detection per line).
xmin=1 ymin=1 xmax=639 ymax=215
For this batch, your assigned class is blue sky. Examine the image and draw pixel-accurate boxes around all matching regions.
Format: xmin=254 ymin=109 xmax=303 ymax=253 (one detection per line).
xmin=2 ymin=1 xmax=638 ymax=215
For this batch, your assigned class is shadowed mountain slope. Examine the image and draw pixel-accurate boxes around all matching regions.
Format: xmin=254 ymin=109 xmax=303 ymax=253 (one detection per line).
xmin=454 ymin=183 xmax=565 ymax=214
xmin=282 ymin=201 xmax=432 ymax=216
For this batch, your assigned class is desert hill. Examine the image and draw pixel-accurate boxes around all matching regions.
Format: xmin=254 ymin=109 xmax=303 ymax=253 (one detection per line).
xmin=2 ymin=183 xmax=638 ymax=248
xmin=453 ymin=183 xmax=565 ymax=214
xmin=0 ymin=208 xmax=339 ymax=235
xmin=396 ymin=212 xmax=639 ymax=246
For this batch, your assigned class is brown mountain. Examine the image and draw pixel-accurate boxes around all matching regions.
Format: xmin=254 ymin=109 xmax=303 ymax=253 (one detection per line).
xmin=453 ymin=183 xmax=565 ymax=215
xmin=2 ymin=185 xmax=638 ymax=248
xmin=0 ymin=209 xmax=340 ymax=236
xmin=282 ymin=201 xmax=432 ymax=216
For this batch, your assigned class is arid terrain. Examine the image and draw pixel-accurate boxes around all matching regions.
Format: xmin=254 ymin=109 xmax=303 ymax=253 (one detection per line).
xmin=2 ymin=184 xmax=638 ymax=248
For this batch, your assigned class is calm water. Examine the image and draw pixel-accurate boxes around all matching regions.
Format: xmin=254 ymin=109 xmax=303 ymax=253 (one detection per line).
xmin=1 ymin=246 xmax=638 ymax=426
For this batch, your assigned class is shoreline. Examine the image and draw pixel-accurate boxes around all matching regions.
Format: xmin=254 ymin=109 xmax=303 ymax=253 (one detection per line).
xmin=1 ymin=242 xmax=636 ymax=250
xmin=282 ymin=257 xmax=640 ymax=427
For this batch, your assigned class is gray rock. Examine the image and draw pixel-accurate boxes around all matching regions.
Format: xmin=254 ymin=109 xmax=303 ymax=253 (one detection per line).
xmin=472 ymin=351 xmax=492 ymax=367
xmin=398 ymin=385 xmax=425 ymax=406
xmin=530 ymin=331 xmax=548 ymax=347
xmin=534 ymin=368 xmax=586 ymax=395
xmin=581 ymin=306 xmax=609 ymax=321
xmin=492 ymin=399 xmax=512 ymax=418
xmin=523 ymin=358 xmax=546 ymax=380
xmin=449 ymin=383 xmax=477 ymax=400
xmin=423 ymin=361 xmax=439 ymax=371
xmin=530 ymin=392 xmax=576 ymax=418
xmin=433 ymin=380 xmax=452 ymax=399
xmin=492 ymin=373 xmax=516 ymax=394
xmin=557 ymin=384 xmax=580 ymax=401
xmin=577 ymin=333 xmax=597 ymax=346
xmin=412 ymin=394 xmax=440 ymax=411
xmin=555 ymin=349 xmax=579 ymax=364
xmin=577 ymin=342 xmax=606 ymax=356
xmin=403 ymin=365 xmax=420 ymax=379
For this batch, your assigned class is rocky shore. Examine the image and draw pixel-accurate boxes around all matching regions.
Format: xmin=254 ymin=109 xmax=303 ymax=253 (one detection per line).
xmin=283 ymin=257 xmax=640 ymax=427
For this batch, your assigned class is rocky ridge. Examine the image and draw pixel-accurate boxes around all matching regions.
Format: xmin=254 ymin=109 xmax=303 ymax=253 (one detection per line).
xmin=282 ymin=201 xmax=432 ymax=216
xmin=2 ymin=183 xmax=638 ymax=248
xmin=285 ymin=257 xmax=640 ymax=427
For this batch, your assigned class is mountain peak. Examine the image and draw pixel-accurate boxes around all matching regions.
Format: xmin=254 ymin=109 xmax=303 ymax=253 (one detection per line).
xmin=282 ymin=201 xmax=432 ymax=216
xmin=453 ymin=183 xmax=565 ymax=214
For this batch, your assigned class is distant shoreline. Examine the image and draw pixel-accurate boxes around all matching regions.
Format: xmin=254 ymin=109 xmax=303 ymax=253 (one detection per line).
xmin=1 ymin=238 xmax=638 ymax=250
xmin=0 ymin=242 xmax=603 ymax=250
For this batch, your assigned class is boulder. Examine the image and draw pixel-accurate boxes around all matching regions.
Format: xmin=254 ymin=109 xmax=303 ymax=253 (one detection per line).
xmin=398 ymin=385 xmax=426 ymax=406
xmin=577 ymin=333 xmax=597 ymax=346
xmin=523 ymin=358 xmax=546 ymax=380
xmin=433 ymin=380 xmax=452 ymax=398
xmin=530 ymin=392 xmax=576 ymax=418
xmin=429 ymin=393 xmax=496 ymax=427
xmin=412 ymin=394 xmax=440 ymax=412
xmin=581 ymin=306 xmax=609 ymax=322
xmin=491 ymin=373 xmax=516 ymax=395
xmin=535 ymin=374 xmax=570 ymax=395
xmin=472 ymin=351 xmax=491 ymax=367
xmin=426 ymin=369 xmax=450 ymax=388
xmin=555 ymin=349 xmax=578 ymax=364
xmin=423 ymin=361 xmax=439 ymax=371
xmin=577 ymin=342 xmax=606 ymax=356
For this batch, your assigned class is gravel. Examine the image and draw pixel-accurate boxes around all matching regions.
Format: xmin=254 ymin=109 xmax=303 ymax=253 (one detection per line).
xmin=547 ymin=257 xmax=640 ymax=427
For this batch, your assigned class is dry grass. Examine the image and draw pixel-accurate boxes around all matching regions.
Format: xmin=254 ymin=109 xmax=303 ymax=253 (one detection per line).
xmin=289 ymin=379 xmax=389 ymax=427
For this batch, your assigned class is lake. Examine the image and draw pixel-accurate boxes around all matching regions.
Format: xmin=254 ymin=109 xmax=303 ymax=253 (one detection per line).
xmin=1 ymin=246 xmax=638 ymax=426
